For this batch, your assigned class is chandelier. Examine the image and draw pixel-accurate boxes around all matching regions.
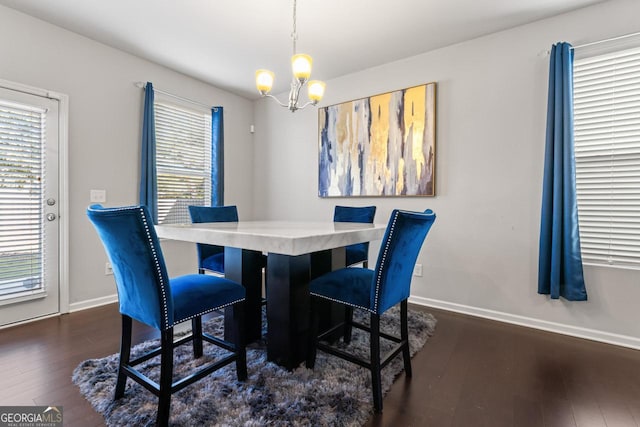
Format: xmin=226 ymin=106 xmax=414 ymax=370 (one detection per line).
xmin=255 ymin=0 xmax=326 ymax=112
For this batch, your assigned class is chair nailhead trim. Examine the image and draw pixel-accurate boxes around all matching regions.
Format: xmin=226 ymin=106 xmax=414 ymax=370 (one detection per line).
xmin=139 ymin=207 xmax=171 ymax=330
xmin=310 ymin=292 xmax=374 ymax=314
xmin=373 ymin=210 xmax=399 ymax=313
xmin=174 ymin=297 xmax=245 ymax=324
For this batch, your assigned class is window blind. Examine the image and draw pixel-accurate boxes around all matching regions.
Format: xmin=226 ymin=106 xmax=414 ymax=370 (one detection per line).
xmin=0 ymin=100 xmax=45 ymax=298
xmin=155 ymin=101 xmax=211 ymax=224
xmin=573 ymin=46 xmax=640 ymax=268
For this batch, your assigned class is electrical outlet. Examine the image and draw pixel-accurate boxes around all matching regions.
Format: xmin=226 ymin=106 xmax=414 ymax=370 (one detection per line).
xmin=105 ymin=261 xmax=113 ymax=275
xmin=413 ymin=263 xmax=423 ymax=277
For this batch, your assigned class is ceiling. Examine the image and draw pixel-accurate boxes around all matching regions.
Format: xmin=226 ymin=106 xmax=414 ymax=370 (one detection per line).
xmin=0 ymin=0 xmax=607 ymax=100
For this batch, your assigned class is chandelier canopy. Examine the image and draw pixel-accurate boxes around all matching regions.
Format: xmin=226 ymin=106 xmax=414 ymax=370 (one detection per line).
xmin=255 ymin=0 xmax=326 ymax=112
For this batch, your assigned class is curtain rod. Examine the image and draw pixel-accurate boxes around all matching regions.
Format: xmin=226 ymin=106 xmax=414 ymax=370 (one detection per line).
xmin=134 ymin=82 xmax=216 ymax=110
xmin=570 ymin=30 xmax=640 ymax=50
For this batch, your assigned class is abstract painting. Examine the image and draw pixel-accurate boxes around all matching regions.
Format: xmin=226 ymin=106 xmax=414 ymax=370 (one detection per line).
xmin=318 ymin=83 xmax=436 ymax=197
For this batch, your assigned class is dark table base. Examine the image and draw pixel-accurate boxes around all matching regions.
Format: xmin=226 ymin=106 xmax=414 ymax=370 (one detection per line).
xmin=224 ymin=246 xmax=346 ymax=370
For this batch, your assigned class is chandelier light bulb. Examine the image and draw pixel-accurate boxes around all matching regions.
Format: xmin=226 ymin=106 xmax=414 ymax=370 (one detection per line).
xmin=291 ymin=54 xmax=312 ymax=82
xmin=255 ymin=69 xmax=275 ymax=94
xmin=307 ymin=80 xmax=326 ymax=102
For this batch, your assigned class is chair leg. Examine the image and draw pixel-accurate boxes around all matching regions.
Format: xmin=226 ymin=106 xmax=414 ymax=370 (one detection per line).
xmin=157 ymin=328 xmax=174 ymax=427
xmin=233 ymin=302 xmax=248 ymax=381
xmin=192 ymin=317 xmax=203 ymax=358
xmin=306 ymin=297 xmax=319 ymax=369
xmin=114 ymin=315 xmax=132 ymax=400
xmin=400 ymin=300 xmax=412 ymax=377
xmin=370 ymin=313 xmax=383 ymax=413
xmin=343 ymin=306 xmax=353 ymax=344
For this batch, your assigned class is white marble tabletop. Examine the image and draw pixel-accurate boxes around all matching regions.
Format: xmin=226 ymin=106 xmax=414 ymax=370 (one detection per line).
xmin=155 ymin=220 xmax=387 ymax=256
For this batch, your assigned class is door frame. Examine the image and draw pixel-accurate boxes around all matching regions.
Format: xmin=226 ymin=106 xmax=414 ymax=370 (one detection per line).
xmin=0 ymin=78 xmax=69 ymax=317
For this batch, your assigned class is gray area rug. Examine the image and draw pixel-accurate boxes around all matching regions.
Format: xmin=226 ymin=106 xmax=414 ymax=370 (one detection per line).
xmin=73 ymin=307 xmax=436 ymax=426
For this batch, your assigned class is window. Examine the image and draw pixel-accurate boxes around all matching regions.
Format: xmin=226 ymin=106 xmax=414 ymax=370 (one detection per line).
xmin=0 ymin=99 xmax=46 ymax=298
xmin=573 ymin=46 xmax=640 ymax=268
xmin=154 ymin=100 xmax=212 ymax=224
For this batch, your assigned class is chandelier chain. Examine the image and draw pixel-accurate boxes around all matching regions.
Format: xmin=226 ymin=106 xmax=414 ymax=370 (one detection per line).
xmin=291 ymin=0 xmax=298 ymax=55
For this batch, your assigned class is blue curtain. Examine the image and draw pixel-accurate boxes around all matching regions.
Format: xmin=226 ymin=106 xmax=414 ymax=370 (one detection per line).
xmin=211 ymin=107 xmax=224 ymax=206
xmin=538 ymin=42 xmax=587 ymax=301
xmin=139 ymin=82 xmax=158 ymax=223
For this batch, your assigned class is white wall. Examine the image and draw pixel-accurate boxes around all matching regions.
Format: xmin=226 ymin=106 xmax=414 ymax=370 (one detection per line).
xmin=0 ymin=6 xmax=255 ymax=306
xmin=253 ymin=0 xmax=640 ymax=347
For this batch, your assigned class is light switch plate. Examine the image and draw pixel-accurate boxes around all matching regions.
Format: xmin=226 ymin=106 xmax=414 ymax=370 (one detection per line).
xmin=90 ymin=189 xmax=106 ymax=203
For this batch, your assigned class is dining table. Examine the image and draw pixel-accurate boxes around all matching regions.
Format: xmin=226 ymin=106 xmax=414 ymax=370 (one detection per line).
xmin=155 ymin=220 xmax=386 ymax=370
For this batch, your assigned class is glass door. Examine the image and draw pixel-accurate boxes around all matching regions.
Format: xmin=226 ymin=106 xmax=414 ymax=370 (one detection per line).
xmin=0 ymin=86 xmax=60 ymax=326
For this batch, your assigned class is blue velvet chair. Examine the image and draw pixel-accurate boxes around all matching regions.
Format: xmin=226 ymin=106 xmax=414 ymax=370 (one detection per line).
xmin=334 ymin=205 xmax=377 ymax=267
xmin=188 ymin=205 xmax=239 ymax=275
xmin=332 ymin=205 xmax=377 ymax=342
xmin=307 ymin=209 xmax=436 ymax=413
xmin=87 ymin=204 xmax=247 ymax=427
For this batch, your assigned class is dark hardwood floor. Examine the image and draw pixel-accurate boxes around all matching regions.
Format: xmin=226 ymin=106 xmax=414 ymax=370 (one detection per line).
xmin=1 ymin=303 xmax=639 ymax=426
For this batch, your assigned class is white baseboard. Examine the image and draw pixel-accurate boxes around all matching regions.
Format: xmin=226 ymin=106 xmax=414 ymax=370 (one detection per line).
xmin=66 ymin=294 xmax=640 ymax=351
xmin=410 ymin=296 xmax=640 ymax=351
xmin=69 ymin=295 xmax=191 ymax=335
xmin=69 ymin=294 xmax=118 ymax=312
